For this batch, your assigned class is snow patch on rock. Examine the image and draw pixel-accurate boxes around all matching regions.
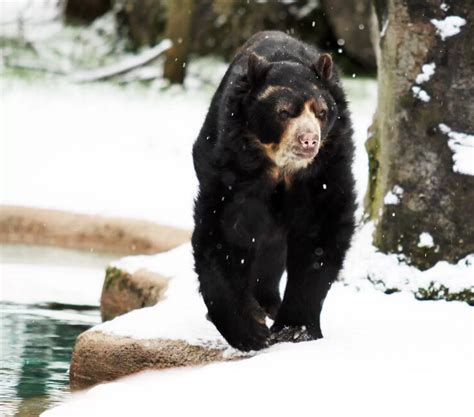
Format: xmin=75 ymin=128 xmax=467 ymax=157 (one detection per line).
xmin=418 ymin=232 xmax=434 ymax=248
xmin=343 ymin=223 xmax=474 ymax=295
xmin=415 ymin=62 xmax=436 ymax=84
xmin=431 ymin=16 xmax=467 ymax=40
xmin=411 ymin=86 xmax=430 ymax=102
xmin=384 ymin=185 xmax=404 ymax=205
xmin=439 ymin=123 xmax=474 ymax=176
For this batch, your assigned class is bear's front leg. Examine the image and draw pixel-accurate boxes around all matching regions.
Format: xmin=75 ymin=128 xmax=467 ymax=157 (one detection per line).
xmin=271 ymin=217 xmax=354 ymax=342
xmin=194 ymin=195 xmax=275 ymax=351
xmin=198 ymin=263 xmax=270 ymax=351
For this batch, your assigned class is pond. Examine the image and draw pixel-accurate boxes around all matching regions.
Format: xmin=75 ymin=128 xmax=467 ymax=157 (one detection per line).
xmin=0 ymin=245 xmax=116 ymax=417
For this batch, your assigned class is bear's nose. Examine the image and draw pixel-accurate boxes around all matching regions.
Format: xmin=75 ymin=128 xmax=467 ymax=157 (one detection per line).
xmin=298 ymin=133 xmax=319 ymax=149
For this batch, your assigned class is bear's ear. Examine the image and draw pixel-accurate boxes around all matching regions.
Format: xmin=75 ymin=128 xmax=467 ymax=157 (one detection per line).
xmin=313 ymin=53 xmax=333 ymax=81
xmin=247 ymin=53 xmax=271 ymax=86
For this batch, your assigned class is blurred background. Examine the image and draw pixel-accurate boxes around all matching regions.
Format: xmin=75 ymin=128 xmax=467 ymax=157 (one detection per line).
xmin=0 ymin=2 xmax=377 ymax=415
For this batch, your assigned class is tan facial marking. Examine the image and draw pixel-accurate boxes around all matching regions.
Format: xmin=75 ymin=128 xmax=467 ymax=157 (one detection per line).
xmin=258 ymin=86 xmax=294 ymax=101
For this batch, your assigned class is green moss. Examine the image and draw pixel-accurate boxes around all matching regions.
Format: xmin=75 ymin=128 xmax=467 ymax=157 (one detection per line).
xmin=104 ymin=266 xmax=126 ymax=290
xmin=364 ymin=123 xmax=383 ymax=220
xmin=415 ymin=283 xmax=474 ymax=306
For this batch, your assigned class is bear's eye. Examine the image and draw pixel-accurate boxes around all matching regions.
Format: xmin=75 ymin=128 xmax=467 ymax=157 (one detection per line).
xmin=279 ymin=110 xmax=290 ymax=120
xmin=317 ymin=109 xmax=327 ymax=119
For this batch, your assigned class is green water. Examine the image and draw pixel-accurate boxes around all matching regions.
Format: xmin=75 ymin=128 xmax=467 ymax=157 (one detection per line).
xmin=0 ymin=302 xmax=100 ymax=417
xmin=1 ymin=244 xmax=112 ymax=417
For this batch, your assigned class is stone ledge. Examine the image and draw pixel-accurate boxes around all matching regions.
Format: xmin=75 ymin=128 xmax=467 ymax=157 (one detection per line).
xmin=0 ymin=205 xmax=191 ymax=255
xmin=70 ymin=330 xmax=239 ymax=390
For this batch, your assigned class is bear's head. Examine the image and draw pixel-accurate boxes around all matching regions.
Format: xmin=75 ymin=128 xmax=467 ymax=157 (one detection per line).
xmin=243 ymin=53 xmax=338 ymax=172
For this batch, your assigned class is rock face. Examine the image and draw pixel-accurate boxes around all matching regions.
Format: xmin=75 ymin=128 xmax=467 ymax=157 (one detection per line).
xmin=0 ymin=205 xmax=191 ymax=255
xmin=70 ymin=331 xmax=235 ymax=390
xmin=100 ymin=267 xmax=169 ymax=321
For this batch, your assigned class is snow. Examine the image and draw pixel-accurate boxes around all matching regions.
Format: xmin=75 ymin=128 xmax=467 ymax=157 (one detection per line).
xmin=0 ymin=0 xmax=61 ymax=41
xmin=431 ymin=16 xmax=467 ymax=40
xmin=380 ymin=18 xmax=389 ymax=37
xmin=415 ymin=62 xmax=436 ymax=84
xmin=383 ymin=185 xmax=404 ymax=205
xmin=440 ymin=3 xmax=449 ymax=12
xmin=0 ymin=0 xmax=58 ymax=26
xmin=411 ymin=86 xmax=430 ymax=102
xmin=0 ymin=263 xmax=104 ymax=306
xmin=1 ymin=243 xmax=113 ymax=309
xmin=418 ymin=232 xmax=434 ymax=248
xmin=439 ymin=123 xmax=474 ymax=176
xmin=0 ymin=78 xmax=207 ymax=229
xmin=42 ymin=249 xmax=474 ymax=416
xmin=343 ymin=223 xmax=473 ymax=295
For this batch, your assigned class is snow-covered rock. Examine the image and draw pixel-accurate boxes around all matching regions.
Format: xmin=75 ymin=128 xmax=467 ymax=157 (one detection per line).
xmin=69 ymin=244 xmax=246 ymax=389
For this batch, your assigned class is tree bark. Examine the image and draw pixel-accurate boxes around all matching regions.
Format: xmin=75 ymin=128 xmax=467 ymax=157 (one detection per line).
xmin=366 ymin=0 xmax=474 ymax=270
xmin=163 ymin=0 xmax=195 ymax=84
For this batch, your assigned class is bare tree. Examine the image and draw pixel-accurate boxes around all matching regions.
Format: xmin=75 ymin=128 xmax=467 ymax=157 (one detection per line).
xmin=366 ymin=0 xmax=473 ymax=269
xmin=163 ymin=0 xmax=195 ymax=84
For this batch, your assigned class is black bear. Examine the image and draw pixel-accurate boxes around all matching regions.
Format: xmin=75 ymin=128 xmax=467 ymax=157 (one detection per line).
xmin=192 ymin=31 xmax=356 ymax=351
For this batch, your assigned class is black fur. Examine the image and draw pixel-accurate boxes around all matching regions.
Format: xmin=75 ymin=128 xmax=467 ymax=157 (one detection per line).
xmin=192 ymin=31 xmax=356 ymax=351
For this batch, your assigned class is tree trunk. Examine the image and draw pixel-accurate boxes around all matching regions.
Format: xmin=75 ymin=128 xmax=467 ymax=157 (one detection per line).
xmin=366 ymin=0 xmax=474 ymax=270
xmin=163 ymin=0 xmax=195 ymax=84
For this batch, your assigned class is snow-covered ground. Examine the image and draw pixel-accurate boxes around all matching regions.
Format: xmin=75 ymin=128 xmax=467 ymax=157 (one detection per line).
xmin=42 ymin=242 xmax=474 ymax=417
xmin=0 ymin=77 xmax=208 ymax=229
xmin=0 ymin=69 xmax=374 ymax=228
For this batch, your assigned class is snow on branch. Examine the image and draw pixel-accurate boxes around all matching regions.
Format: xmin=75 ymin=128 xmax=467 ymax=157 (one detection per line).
xmin=70 ymin=39 xmax=172 ymax=83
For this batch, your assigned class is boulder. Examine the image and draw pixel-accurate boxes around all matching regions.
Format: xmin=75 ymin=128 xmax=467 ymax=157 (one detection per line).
xmin=70 ymin=331 xmax=235 ymax=390
xmin=100 ymin=267 xmax=169 ymax=321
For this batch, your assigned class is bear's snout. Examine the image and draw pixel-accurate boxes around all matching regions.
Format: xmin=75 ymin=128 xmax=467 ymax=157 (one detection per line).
xmin=298 ymin=132 xmax=319 ymax=150
xmin=295 ymin=131 xmax=320 ymax=159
